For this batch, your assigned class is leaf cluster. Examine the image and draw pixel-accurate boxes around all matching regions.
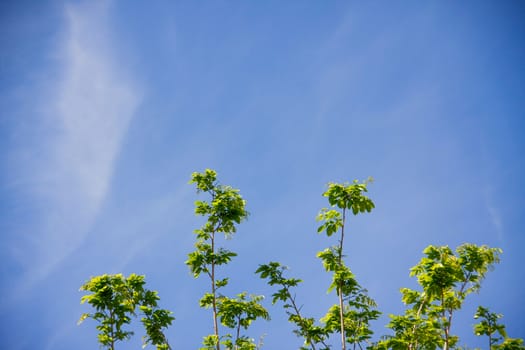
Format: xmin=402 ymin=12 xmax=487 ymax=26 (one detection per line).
xmin=188 ymin=170 xmax=266 ymax=350
xmin=258 ymin=179 xmax=380 ymax=350
xmin=79 ymin=170 xmax=523 ymax=350
xmin=322 ymin=181 xmax=375 ymax=215
xmin=256 ymin=262 xmax=329 ymax=349
xmin=79 ymin=274 xmax=174 ymax=350
xmin=187 ymin=243 xmax=237 ymax=278
xmin=376 ymin=244 xmax=503 ymax=350
xmin=190 ymin=169 xmax=248 ymax=236
xmin=473 ymin=306 xmax=525 ymax=350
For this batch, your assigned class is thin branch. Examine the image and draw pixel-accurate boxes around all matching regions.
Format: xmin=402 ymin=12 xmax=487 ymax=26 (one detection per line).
xmin=338 ymin=207 xmax=347 ymax=350
xmin=285 ymin=287 xmax=318 ymax=350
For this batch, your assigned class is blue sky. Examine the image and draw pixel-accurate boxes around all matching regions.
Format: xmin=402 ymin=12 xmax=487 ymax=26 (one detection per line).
xmin=1 ymin=1 xmax=524 ymax=349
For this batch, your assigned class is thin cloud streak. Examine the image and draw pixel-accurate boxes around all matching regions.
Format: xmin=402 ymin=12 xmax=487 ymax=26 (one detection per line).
xmin=12 ymin=1 xmax=142 ymax=295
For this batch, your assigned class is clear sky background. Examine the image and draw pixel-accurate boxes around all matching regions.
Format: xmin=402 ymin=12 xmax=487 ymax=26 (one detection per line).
xmin=1 ymin=1 xmax=524 ymax=349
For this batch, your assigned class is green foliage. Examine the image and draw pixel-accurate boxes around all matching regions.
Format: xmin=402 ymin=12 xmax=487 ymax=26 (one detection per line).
xmin=473 ymin=306 xmax=525 ymax=350
xmin=189 ymin=169 xmax=248 ymax=236
xmin=321 ymin=180 xmax=375 ymax=214
xmin=218 ymin=293 xmax=270 ymax=330
xmin=474 ymin=306 xmax=506 ymax=347
xmin=321 ymin=291 xmax=380 ymax=345
xmin=201 ymin=334 xmax=220 ymax=350
xmin=317 ymin=247 xmax=360 ymax=296
xmin=259 ymin=179 xmax=378 ymax=350
xmin=376 ymin=311 xmax=443 ymax=350
xmin=186 ymin=243 xmax=238 ymax=278
xmin=496 ymin=338 xmax=525 ymax=350
xmin=376 ymin=244 xmax=502 ymax=350
xmin=316 ymin=180 xmax=374 ymax=237
xmin=317 ymin=180 xmax=379 ymax=350
xmin=256 ymin=262 xmax=330 ymax=349
xmin=79 ymin=273 xmax=173 ymax=350
xmin=79 ymin=170 xmax=523 ymax=350
xmin=216 ymin=293 xmax=270 ymax=349
xmin=79 ymin=274 xmax=135 ymax=349
xmin=317 ymin=209 xmax=343 ymax=237
xmin=187 ymin=169 xmax=265 ymax=350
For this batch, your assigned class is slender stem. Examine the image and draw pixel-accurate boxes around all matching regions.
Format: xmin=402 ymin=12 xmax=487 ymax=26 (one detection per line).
xmin=356 ymin=319 xmax=363 ymax=350
xmin=211 ymin=229 xmax=220 ymax=350
xmin=338 ymin=208 xmax=347 ymax=350
xmin=441 ymin=291 xmax=449 ymax=350
xmin=159 ymin=331 xmax=173 ymax=350
xmin=408 ymin=294 xmax=427 ymax=350
xmin=109 ymin=309 xmax=115 ymax=350
xmin=446 ymin=310 xmax=453 ymax=350
xmin=236 ymin=315 xmax=242 ymax=350
xmin=165 ymin=337 xmax=173 ymax=350
xmin=443 ymin=272 xmax=470 ymax=350
xmin=286 ymin=289 xmax=317 ymax=350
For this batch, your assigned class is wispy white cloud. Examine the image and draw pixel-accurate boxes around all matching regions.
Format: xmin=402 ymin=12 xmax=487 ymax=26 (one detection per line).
xmin=8 ymin=0 xmax=142 ymax=296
